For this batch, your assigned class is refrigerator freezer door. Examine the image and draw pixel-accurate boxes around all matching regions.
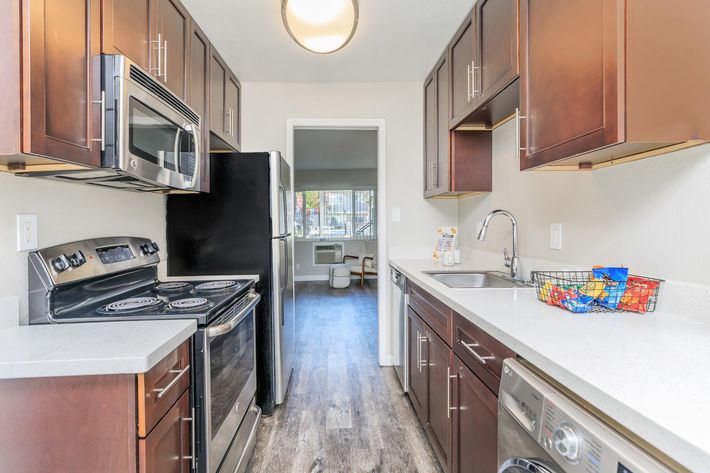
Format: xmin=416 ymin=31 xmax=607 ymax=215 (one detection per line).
xmin=272 ymin=235 xmax=295 ymax=404
xmin=270 ymin=152 xmax=292 ymax=238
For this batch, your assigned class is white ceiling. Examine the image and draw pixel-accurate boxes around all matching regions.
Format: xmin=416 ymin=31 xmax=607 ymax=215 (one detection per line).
xmin=294 ymin=129 xmax=377 ymax=170
xmin=181 ymin=0 xmax=475 ymax=82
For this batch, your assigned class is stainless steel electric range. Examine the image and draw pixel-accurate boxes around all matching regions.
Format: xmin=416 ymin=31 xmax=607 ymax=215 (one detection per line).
xmin=28 ymin=236 xmax=261 ymax=473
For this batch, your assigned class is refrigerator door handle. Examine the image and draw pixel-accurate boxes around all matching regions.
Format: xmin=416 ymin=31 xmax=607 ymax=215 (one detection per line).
xmin=278 ymin=185 xmax=288 ymax=237
xmin=281 ymin=238 xmax=288 ymax=326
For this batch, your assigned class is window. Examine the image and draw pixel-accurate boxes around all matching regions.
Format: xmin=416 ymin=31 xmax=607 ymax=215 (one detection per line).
xmin=295 ymin=189 xmax=376 ymax=240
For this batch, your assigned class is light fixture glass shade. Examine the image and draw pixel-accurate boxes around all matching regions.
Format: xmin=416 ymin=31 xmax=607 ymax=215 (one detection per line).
xmin=282 ymin=0 xmax=359 ymax=54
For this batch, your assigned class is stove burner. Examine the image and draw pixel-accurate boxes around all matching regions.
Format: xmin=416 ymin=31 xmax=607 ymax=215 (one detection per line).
xmin=169 ymin=298 xmax=210 ymax=311
xmin=104 ymin=297 xmax=163 ymax=313
xmin=194 ymin=280 xmax=238 ymax=292
xmin=155 ymin=282 xmax=192 ymax=292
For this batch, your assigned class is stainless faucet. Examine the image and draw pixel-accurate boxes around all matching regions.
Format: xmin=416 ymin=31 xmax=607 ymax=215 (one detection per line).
xmin=477 ymin=209 xmax=520 ymax=279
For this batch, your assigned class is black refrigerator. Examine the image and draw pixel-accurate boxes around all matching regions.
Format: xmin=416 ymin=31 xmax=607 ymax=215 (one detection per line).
xmin=166 ymin=151 xmax=295 ymax=416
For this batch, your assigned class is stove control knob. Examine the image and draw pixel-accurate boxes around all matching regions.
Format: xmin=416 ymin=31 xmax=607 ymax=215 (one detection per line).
xmin=68 ymin=251 xmax=86 ymax=268
xmin=150 ymin=241 xmax=160 ymax=253
xmin=51 ymin=254 xmax=71 ymax=272
xmin=141 ymin=242 xmax=160 ymax=256
xmin=553 ymin=425 xmax=581 ymax=462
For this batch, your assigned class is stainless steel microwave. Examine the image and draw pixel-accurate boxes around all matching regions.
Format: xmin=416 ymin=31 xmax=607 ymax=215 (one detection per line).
xmin=22 ymin=55 xmax=203 ymax=193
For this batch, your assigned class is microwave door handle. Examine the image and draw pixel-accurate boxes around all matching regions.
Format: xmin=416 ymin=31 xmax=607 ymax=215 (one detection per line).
xmin=188 ymin=124 xmax=200 ymax=189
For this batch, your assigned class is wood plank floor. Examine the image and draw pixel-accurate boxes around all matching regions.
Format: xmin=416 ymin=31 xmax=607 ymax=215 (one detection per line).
xmin=245 ymin=281 xmax=443 ymax=473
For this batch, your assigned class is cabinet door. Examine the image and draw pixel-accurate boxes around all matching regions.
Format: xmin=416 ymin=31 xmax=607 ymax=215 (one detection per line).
xmin=155 ymin=0 xmax=189 ymax=99
xmin=519 ymin=0 xmax=624 ymax=169
xmin=102 ymin=0 xmax=151 ymax=71
xmin=426 ymin=328 xmax=452 ymax=472
xmin=138 ymin=390 xmax=192 ymax=473
xmin=448 ymin=12 xmax=475 ymax=127
xmin=435 ymin=56 xmax=450 ymax=193
xmin=407 ymin=308 xmax=428 ymax=422
xmin=452 ymin=356 xmax=497 ymax=473
xmin=423 ymin=71 xmax=437 ymax=197
xmin=209 ymin=50 xmax=228 ymax=145
xmin=475 ymin=0 xmax=518 ymax=105
xmin=225 ymin=73 xmax=241 ymax=150
xmin=187 ymin=21 xmax=210 ymax=192
xmin=26 ymin=0 xmax=102 ymax=168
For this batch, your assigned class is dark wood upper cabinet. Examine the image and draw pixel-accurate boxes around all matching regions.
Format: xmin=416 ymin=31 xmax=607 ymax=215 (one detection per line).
xmin=26 ymin=0 xmax=103 ymax=168
xmin=519 ymin=0 xmax=623 ymax=169
xmin=448 ymin=12 xmax=475 ymax=127
xmin=424 ymin=54 xmax=492 ymax=199
xmin=153 ymin=0 xmax=189 ymax=99
xmin=520 ymin=0 xmax=710 ymax=170
xmin=452 ymin=355 xmax=498 ymax=473
xmin=187 ymin=20 xmax=211 ymax=192
xmin=474 ymin=0 xmax=519 ymax=105
xmin=225 ymin=73 xmax=241 ymax=150
xmin=101 ymin=0 xmax=152 ymax=71
xmin=426 ymin=328 xmax=453 ymax=472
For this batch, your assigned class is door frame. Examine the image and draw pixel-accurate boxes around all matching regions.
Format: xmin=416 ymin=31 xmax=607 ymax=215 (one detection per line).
xmin=286 ymin=118 xmax=390 ymax=366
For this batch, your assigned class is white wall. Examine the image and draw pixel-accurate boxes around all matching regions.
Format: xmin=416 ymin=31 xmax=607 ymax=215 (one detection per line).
xmin=458 ymin=120 xmax=710 ymax=286
xmin=241 ymin=82 xmax=459 ymax=255
xmin=0 ymin=173 xmax=166 ymax=322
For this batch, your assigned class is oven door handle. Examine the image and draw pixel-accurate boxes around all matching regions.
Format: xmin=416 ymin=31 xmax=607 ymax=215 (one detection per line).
xmin=206 ymin=291 xmax=260 ymax=338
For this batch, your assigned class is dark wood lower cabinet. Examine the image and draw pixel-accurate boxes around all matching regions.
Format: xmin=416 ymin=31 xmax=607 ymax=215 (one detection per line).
xmin=452 ymin=355 xmax=498 ymax=473
xmin=408 ymin=290 xmax=512 ymax=473
xmin=139 ymin=390 xmax=192 ymax=473
xmin=426 ymin=328 xmax=453 ymax=471
xmin=408 ymin=308 xmax=428 ymax=421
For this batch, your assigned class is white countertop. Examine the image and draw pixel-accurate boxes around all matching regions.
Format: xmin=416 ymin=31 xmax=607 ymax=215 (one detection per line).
xmin=0 ymin=320 xmax=196 ymax=379
xmin=390 ymin=258 xmax=710 ymax=473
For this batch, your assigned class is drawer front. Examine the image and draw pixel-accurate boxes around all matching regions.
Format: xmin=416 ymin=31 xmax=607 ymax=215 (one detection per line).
xmin=453 ymin=312 xmax=514 ymax=393
xmin=408 ymin=282 xmax=452 ymax=346
xmin=138 ymin=389 xmax=192 ymax=473
xmin=138 ymin=340 xmax=191 ymax=437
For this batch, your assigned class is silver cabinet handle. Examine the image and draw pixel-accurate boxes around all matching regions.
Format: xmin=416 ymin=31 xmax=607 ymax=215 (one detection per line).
xmin=90 ymin=91 xmax=105 ymax=151
xmin=467 ymin=64 xmax=472 ymax=102
xmin=516 ymin=107 xmax=527 ymax=157
xmin=151 ymin=33 xmax=162 ymax=78
xmin=154 ymin=364 xmax=190 ymax=399
xmin=418 ymin=330 xmax=421 ymax=371
xmin=471 ymin=60 xmax=480 ymax=98
xmin=460 ymin=339 xmax=495 ymax=365
xmin=447 ymin=366 xmax=457 ymax=419
xmin=182 ymin=408 xmax=196 ymax=469
xmin=163 ymin=40 xmax=168 ymax=82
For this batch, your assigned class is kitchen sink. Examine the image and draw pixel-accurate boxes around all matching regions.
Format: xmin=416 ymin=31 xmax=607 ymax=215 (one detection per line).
xmin=423 ymin=270 xmax=532 ymax=289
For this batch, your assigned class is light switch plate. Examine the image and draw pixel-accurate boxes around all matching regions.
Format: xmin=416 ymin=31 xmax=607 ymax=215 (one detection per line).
xmin=391 ymin=207 xmax=401 ymax=223
xmin=550 ymin=223 xmax=562 ymax=250
xmin=17 ymin=214 xmax=38 ymax=252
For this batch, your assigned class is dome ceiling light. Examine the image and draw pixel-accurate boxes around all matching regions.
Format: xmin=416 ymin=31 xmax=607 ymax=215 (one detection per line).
xmin=281 ymin=0 xmax=359 ymax=54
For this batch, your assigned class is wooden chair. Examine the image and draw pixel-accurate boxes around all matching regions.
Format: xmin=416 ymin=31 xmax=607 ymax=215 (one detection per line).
xmin=343 ymin=254 xmax=377 ymax=288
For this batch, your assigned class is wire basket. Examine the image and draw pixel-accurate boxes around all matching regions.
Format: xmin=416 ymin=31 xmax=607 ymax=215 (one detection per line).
xmin=531 ymin=270 xmax=663 ymax=314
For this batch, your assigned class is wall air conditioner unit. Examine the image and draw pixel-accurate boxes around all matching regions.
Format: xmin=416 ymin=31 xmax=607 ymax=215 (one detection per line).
xmin=313 ymin=242 xmax=344 ymax=265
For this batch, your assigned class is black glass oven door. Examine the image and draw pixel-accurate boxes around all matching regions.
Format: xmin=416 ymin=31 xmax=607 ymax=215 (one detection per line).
xmin=207 ymin=308 xmax=256 ymax=440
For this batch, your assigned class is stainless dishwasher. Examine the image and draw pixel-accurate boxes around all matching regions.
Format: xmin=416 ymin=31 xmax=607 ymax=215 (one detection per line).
xmin=390 ymin=266 xmax=408 ymax=392
xmin=498 ymin=359 xmax=672 ymax=473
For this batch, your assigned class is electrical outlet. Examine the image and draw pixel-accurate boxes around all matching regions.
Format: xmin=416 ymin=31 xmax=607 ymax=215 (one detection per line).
xmin=17 ymin=214 xmax=38 ymax=252
xmin=550 ymin=223 xmax=562 ymax=250
xmin=391 ymin=207 xmax=401 ymax=223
